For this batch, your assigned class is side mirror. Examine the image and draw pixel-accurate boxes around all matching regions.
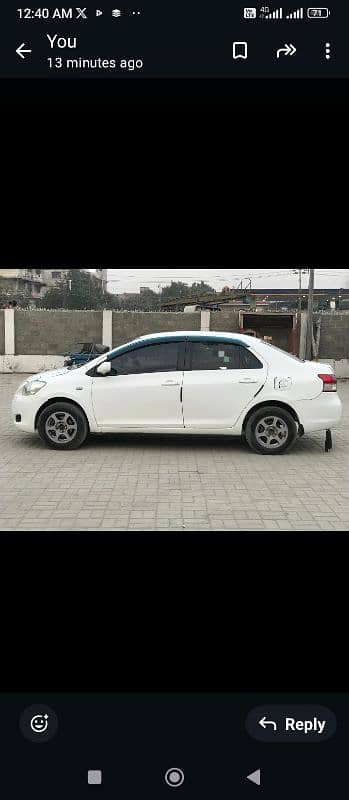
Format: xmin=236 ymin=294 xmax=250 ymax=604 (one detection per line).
xmin=96 ymin=361 xmax=112 ymax=376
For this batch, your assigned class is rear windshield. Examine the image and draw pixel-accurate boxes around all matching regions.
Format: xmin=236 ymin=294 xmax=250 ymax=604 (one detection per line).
xmin=258 ymin=341 xmax=305 ymax=363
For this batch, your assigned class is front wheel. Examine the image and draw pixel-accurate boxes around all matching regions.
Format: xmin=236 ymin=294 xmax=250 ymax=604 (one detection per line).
xmin=37 ymin=402 xmax=89 ymax=450
xmin=245 ymin=406 xmax=298 ymax=455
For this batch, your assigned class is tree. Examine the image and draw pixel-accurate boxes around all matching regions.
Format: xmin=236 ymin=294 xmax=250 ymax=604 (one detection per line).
xmin=161 ymin=280 xmax=216 ymax=301
xmin=161 ymin=281 xmax=193 ymax=300
xmin=41 ymin=269 xmax=113 ymax=310
xmin=188 ymin=281 xmax=216 ymax=298
xmin=138 ymin=289 xmax=161 ymax=311
xmin=115 ymin=289 xmax=161 ymax=312
xmin=0 ymin=277 xmax=35 ymax=308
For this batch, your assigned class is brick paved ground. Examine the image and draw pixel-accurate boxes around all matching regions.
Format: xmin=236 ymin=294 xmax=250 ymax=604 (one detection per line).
xmin=0 ymin=374 xmax=348 ymax=532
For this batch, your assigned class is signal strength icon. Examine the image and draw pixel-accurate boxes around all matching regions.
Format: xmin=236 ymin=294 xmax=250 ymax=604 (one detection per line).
xmin=286 ymin=7 xmax=304 ymax=17
xmin=112 ymin=8 xmax=122 ymax=16
xmin=265 ymin=7 xmax=283 ymax=18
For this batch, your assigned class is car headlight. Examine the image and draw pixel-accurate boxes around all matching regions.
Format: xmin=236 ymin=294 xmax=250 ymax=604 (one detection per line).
xmin=22 ymin=380 xmax=47 ymax=396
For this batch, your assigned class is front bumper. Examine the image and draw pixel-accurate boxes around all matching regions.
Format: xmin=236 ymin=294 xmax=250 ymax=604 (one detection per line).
xmin=12 ymin=393 xmax=41 ymax=434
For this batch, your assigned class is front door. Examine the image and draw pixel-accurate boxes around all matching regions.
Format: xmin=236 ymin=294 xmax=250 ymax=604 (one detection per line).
xmin=183 ymin=340 xmax=267 ymax=429
xmin=92 ymin=341 xmax=184 ymax=429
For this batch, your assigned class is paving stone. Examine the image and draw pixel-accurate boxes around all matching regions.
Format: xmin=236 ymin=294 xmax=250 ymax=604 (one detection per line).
xmin=1 ymin=375 xmax=348 ymax=532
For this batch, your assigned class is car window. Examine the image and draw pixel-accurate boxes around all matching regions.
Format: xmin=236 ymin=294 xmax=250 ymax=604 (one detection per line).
xmin=239 ymin=348 xmax=264 ymax=369
xmin=190 ymin=342 xmax=263 ymax=370
xmin=110 ymin=342 xmax=179 ymax=375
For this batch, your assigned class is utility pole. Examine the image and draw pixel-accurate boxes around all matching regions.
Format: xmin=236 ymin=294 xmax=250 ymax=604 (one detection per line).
xmin=96 ymin=268 xmax=108 ymax=295
xmin=306 ymin=268 xmax=315 ymax=360
xmin=298 ymin=269 xmax=302 ymax=315
xmin=293 ymin=268 xmax=308 ymax=314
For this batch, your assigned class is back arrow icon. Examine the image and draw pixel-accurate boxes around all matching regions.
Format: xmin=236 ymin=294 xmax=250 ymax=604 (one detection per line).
xmin=247 ymin=770 xmax=261 ymax=787
xmin=16 ymin=43 xmax=32 ymax=59
xmin=276 ymin=43 xmax=296 ymax=58
xmin=259 ymin=716 xmax=277 ymax=730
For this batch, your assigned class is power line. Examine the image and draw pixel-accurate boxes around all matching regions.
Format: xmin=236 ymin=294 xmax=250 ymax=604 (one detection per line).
xmin=106 ymin=271 xmax=299 ymax=284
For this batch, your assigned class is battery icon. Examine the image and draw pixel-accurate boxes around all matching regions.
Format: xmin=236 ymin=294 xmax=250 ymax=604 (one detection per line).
xmin=307 ymin=7 xmax=330 ymax=17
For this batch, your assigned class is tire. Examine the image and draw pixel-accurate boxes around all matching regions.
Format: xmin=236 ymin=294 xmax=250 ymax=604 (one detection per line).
xmin=245 ymin=406 xmax=298 ymax=455
xmin=37 ymin=402 xmax=89 ymax=450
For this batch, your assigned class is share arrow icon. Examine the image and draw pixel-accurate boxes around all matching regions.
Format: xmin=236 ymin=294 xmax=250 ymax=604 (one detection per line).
xmin=276 ymin=43 xmax=297 ymax=58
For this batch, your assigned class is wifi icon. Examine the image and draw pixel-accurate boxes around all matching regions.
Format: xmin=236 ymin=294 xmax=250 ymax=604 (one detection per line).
xmin=112 ymin=8 xmax=122 ymax=16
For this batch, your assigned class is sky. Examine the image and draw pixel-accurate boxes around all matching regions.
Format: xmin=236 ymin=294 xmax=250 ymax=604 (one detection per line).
xmin=93 ymin=268 xmax=349 ymax=293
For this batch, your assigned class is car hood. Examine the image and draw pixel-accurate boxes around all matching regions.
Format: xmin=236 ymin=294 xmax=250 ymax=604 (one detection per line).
xmin=27 ymin=367 xmax=73 ymax=383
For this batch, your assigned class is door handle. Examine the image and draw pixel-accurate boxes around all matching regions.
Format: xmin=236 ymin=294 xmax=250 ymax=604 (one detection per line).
xmin=161 ymin=380 xmax=181 ymax=386
xmin=239 ymin=378 xmax=259 ymax=384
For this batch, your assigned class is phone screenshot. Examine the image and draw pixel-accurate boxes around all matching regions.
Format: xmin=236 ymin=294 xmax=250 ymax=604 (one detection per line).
xmin=0 ymin=692 xmax=346 ymax=796
xmin=1 ymin=1 xmax=347 ymax=78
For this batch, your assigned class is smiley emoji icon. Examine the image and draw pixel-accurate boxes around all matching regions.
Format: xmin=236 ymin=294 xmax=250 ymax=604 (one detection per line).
xmin=20 ymin=705 xmax=58 ymax=743
xmin=30 ymin=714 xmax=49 ymax=734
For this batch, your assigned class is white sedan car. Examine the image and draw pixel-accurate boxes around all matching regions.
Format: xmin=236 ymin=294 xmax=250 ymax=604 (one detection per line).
xmin=12 ymin=331 xmax=342 ymax=455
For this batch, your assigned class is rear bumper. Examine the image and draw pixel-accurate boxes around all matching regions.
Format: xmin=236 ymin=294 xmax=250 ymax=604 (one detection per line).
xmin=294 ymin=394 xmax=342 ymax=433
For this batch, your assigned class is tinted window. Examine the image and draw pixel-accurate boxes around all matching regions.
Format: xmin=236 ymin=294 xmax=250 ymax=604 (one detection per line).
xmin=239 ymin=348 xmax=263 ymax=369
xmin=190 ymin=342 xmax=263 ymax=370
xmin=110 ymin=343 xmax=179 ymax=375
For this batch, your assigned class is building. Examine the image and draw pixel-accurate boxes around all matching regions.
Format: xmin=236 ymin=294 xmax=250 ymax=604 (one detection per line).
xmin=0 ymin=268 xmax=47 ymax=300
xmin=42 ymin=269 xmax=70 ymax=287
xmin=162 ymin=286 xmax=349 ymax=312
xmin=95 ymin=269 xmax=108 ymax=294
xmin=0 ymin=268 xmax=70 ymax=303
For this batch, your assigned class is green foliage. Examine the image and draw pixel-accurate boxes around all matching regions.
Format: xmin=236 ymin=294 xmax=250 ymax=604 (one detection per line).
xmin=41 ymin=269 xmax=117 ymax=310
xmin=160 ymin=281 xmax=215 ymax=300
xmin=189 ymin=281 xmax=216 ymax=296
xmin=161 ymin=281 xmax=192 ymax=300
xmin=114 ymin=289 xmax=161 ymax=312
xmin=160 ymin=280 xmax=216 ymax=302
xmin=0 ymin=289 xmax=30 ymax=308
xmin=39 ymin=272 xmax=216 ymax=311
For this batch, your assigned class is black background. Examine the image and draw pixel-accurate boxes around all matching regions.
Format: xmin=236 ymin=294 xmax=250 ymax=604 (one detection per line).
xmin=2 ymin=531 xmax=346 ymax=691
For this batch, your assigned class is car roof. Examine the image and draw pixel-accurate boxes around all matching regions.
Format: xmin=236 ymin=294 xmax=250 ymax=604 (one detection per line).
xmin=126 ymin=331 xmax=257 ymax=344
xmin=106 ymin=331 xmax=262 ymax=360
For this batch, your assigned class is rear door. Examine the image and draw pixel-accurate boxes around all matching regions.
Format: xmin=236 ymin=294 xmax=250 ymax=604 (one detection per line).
xmin=183 ymin=340 xmax=267 ymax=429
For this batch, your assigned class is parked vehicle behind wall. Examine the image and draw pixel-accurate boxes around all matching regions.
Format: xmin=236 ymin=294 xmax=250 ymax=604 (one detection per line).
xmin=63 ymin=343 xmax=110 ymax=367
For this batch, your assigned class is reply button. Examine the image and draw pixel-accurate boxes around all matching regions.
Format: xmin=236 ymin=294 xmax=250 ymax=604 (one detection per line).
xmin=246 ymin=705 xmax=337 ymax=743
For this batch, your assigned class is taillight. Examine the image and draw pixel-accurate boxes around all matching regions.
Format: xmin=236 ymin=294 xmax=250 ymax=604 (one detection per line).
xmin=318 ymin=374 xmax=337 ymax=392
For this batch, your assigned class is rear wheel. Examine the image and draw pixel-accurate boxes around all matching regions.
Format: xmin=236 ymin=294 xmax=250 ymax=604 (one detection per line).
xmin=245 ymin=406 xmax=298 ymax=455
xmin=37 ymin=402 xmax=89 ymax=450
